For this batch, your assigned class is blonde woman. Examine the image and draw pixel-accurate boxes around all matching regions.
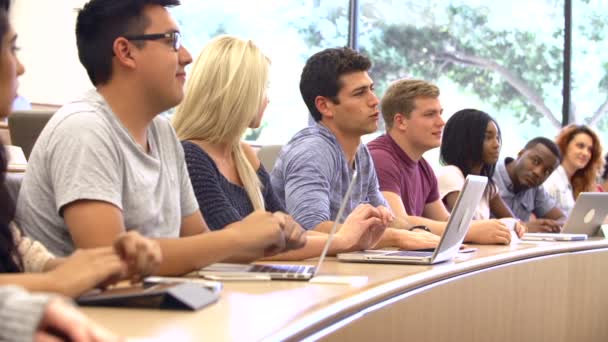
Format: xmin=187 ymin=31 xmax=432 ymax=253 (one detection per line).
xmin=173 ymin=36 xmax=388 ymax=259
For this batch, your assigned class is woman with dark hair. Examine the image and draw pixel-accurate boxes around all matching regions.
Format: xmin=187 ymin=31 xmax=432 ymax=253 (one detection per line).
xmin=437 ymin=109 xmax=524 ymax=235
xmin=543 ymin=124 xmax=604 ymax=214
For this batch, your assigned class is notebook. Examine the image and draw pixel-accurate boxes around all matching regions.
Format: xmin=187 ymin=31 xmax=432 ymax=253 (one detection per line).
xmin=198 ymin=169 xmax=359 ymax=281
xmin=337 ymin=175 xmax=488 ymax=265
xmin=521 ymin=192 xmax=608 ymax=241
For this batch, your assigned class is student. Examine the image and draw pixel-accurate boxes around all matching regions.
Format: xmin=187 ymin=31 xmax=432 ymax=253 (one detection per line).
xmin=0 ymin=0 xmax=160 ymax=299
xmin=493 ymin=137 xmax=566 ymax=232
xmin=0 ymin=1 xmax=120 ymax=341
xmin=602 ymin=153 xmax=608 ymax=192
xmin=172 ymin=36 xmax=386 ymax=259
xmin=16 ymin=0 xmax=304 ymax=276
xmin=543 ymin=125 xmax=603 ymax=215
xmin=369 ymin=79 xmax=513 ymax=244
xmin=437 ymin=109 xmax=525 ymax=236
xmin=271 ymin=47 xmax=440 ymax=250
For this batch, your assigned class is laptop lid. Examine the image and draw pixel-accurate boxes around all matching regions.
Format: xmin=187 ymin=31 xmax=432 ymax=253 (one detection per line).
xmin=312 ymin=169 xmax=358 ymax=276
xmin=561 ymin=192 xmax=608 ymax=236
xmin=428 ymin=174 xmax=488 ymax=264
xmin=337 ymin=175 xmax=487 ymax=265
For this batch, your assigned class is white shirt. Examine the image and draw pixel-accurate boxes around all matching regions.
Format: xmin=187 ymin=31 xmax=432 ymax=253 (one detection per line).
xmin=543 ymin=165 xmax=575 ymax=215
xmin=437 ymin=165 xmax=492 ymax=220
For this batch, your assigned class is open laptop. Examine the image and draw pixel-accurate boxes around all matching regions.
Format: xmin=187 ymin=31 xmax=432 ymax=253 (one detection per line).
xmin=198 ymin=170 xmax=359 ymax=281
xmin=522 ymin=192 xmax=608 ymax=242
xmin=337 ymin=175 xmax=488 ymax=265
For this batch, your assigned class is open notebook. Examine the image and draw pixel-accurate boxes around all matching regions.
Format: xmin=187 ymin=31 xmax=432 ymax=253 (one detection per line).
xmin=199 ymin=169 xmax=359 ymax=281
xmin=522 ymin=192 xmax=608 ymax=241
xmin=337 ymin=175 xmax=488 ymax=265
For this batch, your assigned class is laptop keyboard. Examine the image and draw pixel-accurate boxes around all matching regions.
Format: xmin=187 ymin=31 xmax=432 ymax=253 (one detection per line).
xmin=250 ymin=264 xmax=312 ymax=274
xmin=386 ymin=251 xmax=433 ymax=257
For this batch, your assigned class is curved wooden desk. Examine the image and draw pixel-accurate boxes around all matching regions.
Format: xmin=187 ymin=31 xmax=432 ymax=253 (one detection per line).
xmin=82 ymin=239 xmax=608 ymax=341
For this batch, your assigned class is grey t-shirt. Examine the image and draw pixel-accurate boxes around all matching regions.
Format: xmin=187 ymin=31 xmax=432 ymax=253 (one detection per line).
xmin=270 ymin=123 xmax=387 ymax=230
xmin=15 ymin=90 xmax=199 ymax=256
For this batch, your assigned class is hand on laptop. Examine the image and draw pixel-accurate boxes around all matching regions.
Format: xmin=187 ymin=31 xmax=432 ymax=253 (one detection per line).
xmin=46 ymin=248 xmax=127 ymax=297
xmin=514 ymin=221 xmax=527 ymax=238
xmin=525 ymin=219 xmax=562 ymax=233
xmin=467 ymin=220 xmax=511 ymax=245
xmin=113 ymin=231 xmax=162 ymax=283
xmin=232 ymin=211 xmax=306 ymax=259
xmin=335 ymin=204 xmax=389 ymax=251
xmin=391 ymin=229 xmax=440 ymax=250
xmin=272 ymin=212 xmax=307 ymax=251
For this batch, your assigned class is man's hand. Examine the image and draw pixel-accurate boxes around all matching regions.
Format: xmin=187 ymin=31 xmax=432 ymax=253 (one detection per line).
xmin=335 ymin=204 xmax=389 ymax=251
xmin=113 ymin=231 xmax=162 ymax=283
xmin=36 ymin=298 xmax=123 ymax=342
xmin=467 ymin=220 xmax=511 ymax=245
xmin=389 ymin=229 xmax=440 ymax=250
xmin=525 ymin=219 xmax=562 ymax=233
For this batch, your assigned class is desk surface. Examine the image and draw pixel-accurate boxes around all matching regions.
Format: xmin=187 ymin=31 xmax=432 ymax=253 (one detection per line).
xmin=82 ymin=239 xmax=608 ymax=341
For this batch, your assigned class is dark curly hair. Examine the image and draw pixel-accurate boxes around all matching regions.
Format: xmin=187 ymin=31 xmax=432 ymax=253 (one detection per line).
xmin=300 ymin=47 xmax=371 ymax=122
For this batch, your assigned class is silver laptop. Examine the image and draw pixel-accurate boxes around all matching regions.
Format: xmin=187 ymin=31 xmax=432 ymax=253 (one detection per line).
xmin=198 ymin=170 xmax=359 ymax=281
xmin=337 ymin=175 xmax=488 ymax=265
xmin=522 ymin=192 xmax=608 ymax=241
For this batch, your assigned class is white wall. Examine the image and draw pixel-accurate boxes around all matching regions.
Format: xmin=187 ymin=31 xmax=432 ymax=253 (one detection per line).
xmin=11 ymin=0 xmax=92 ymax=105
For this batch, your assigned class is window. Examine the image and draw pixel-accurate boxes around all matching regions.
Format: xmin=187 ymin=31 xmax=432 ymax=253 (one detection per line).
xmin=172 ymin=0 xmax=349 ymax=144
xmin=358 ymin=0 xmax=565 ymax=162
xmin=572 ymin=0 xmax=608 ymax=151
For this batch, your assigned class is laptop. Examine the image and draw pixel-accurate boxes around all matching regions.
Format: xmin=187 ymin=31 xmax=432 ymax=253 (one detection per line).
xmin=198 ymin=169 xmax=359 ymax=281
xmin=521 ymin=192 xmax=608 ymax=242
xmin=337 ymin=175 xmax=488 ymax=265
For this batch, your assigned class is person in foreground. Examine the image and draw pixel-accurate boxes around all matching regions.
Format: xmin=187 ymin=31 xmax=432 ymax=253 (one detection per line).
xmin=543 ymin=124 xmax=603 ymax=215
xmin=271 ymin=47 xmax=440 ymax=250
xmin=493 ymin=137 xmax=567 ymax=232
xmin=16 ymin=0 xmax=304 ymax=276
xmin=0 ymin=1 xmax=123 ymax=341
xmin=172 ymin=36 xmax=387 ymax=260
xmin=369 ymin=79 xmax=516 ymax=244
xmin=437 ymin=108 xmax=525 ymax=237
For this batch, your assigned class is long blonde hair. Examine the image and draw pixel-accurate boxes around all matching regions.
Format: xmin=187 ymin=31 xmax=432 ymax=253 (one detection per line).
xmin=173 ymin=35 xmax=269 ymax=210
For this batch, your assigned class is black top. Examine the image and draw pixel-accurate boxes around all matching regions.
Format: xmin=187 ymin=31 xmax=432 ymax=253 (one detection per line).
xmin=181 ymin=141 xmax=284 ymax=231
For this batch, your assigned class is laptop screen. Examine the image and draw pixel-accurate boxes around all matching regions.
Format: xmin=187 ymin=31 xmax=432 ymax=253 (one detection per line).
xmin=314 ymin=169 xmax=359 ymax=275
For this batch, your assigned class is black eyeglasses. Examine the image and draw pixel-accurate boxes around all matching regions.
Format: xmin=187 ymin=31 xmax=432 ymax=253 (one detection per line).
xmin=124 ymin=31 xmax=182 ymax=51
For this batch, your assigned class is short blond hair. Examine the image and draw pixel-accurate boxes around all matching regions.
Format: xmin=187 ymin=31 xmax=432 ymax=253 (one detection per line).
xmin=173 ymin=35 xmax=269 ymax=210
xmin=381 ymin=79 xmax=440 ymax=129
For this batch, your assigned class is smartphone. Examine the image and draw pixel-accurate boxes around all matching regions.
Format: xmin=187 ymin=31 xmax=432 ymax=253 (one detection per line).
xmin=143 ymin=276 xmax=223 ymax=293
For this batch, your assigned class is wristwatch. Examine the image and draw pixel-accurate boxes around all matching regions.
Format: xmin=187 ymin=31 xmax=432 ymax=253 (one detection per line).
xmin=408 ymin=225 xmax=431 ymax=233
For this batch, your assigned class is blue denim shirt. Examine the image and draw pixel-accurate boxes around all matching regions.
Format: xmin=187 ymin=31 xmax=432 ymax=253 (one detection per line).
xmin=270 ymin=123 xmax=387 ymax=230
xmin=493 ymin=158 xmax=556 ymax=221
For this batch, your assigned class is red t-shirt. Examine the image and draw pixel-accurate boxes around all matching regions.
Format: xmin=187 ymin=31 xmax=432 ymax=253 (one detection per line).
xmin=368 ymin=134 xmax=439 ymax=216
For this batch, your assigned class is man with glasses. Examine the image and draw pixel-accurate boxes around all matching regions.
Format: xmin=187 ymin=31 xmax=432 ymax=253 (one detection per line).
xmin=16 ymin=0 xmax=305 ymax=275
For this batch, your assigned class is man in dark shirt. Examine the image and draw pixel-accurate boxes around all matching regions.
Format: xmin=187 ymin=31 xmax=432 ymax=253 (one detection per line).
xmin=369 ymin=79 xmax=514 ymax=244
